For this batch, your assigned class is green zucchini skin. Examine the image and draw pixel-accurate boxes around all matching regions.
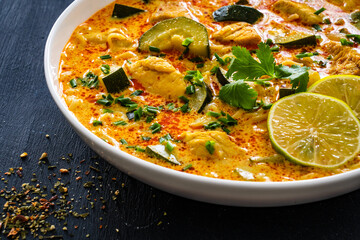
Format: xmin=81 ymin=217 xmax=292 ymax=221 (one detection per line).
xmin=216 ymin=68 xmax=232 ymax=86
xmin=112 ymin=4 xmax=145 ymax=19
xmin=275 ymin=34 xmax=317 ymax=48
xmin=102 ymin=67 xmax=130 ymax=93
xmin=351 ymin=11 xmax=360 ymax=29
xmin=138 ymin=17 xmax=210 ymax=58
xmin=279 ymin=88 xmax=295 ymax=99
xmin=213 ymin=5 xmax=263 ymax=24
xmin=146 ymin=145 xmax=181 ymax=165
xmin=189 ymin=82 xmax=213 ymax=113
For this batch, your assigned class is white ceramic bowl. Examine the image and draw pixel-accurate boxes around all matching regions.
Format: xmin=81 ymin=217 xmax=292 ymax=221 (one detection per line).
xmin=44 ymin=0 xmax=360 ymax=207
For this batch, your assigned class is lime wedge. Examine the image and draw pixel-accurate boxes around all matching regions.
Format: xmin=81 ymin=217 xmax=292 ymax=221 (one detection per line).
xmin=308 ymin=75 xmax=360 ymax=118
xmin=268 ymin=93 xmax=360 ymax=168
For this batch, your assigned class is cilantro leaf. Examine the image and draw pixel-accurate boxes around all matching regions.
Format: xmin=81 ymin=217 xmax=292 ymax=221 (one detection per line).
xmin=256 ymin=42 xmax=276 ymax=76
xmin=275 ymin=65 xmax=310 ymax=92
xmin=218 ymin=81 xmax=258 ymax=109
xmin=227 ymin=43 xmax=275 ymax=80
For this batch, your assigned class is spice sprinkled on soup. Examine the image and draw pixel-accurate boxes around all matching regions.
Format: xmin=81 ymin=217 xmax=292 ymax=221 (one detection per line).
xmin=59 ymin=0 xmax=360 ymax=181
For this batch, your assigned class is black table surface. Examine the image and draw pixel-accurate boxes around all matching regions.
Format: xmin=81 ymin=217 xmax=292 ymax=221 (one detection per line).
xmin=1 ymin=0 xmax=360 ymax=239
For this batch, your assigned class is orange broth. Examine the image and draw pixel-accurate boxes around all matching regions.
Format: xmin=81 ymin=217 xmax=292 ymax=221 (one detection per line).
xmin=59 ymin=0 xmax=360 ymax=181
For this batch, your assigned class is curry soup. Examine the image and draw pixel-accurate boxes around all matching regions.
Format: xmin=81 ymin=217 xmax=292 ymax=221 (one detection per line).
xmin=58 ymin=0 xmax=360 ymax=181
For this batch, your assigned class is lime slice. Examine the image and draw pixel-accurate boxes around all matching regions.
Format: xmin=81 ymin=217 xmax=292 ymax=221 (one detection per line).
xmin=268 ymin=92 xmax=360 ymax=168
xmin=308 ymin=75 xmax=360 ymax=118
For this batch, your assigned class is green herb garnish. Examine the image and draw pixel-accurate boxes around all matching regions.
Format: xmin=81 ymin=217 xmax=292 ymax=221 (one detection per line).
xmin=204 ymin=121 xmax=221 ymax=130
xmin=141 ymin=136 xmax=151 ymax=141
xmin=314 ymin=7 xmax=326 ymax=15
xmin=346 ymin=34 xmax=360 ymax=43
xmin=149 ymin=123 xmax=161 ymax=134
xmin=113 ymin=120 xmax=127 ymax=126
xmin=100 ymin=54 xmax=112 ymax=59
xmin=149 ymin=46 xmax=160 ymax=53
xmin=134 ymin=107 xmax=143 ymax=121
xmin=185 ymin=85 xmax=195 ymax=95
xmin=313 ymin=24 xmax=322 ymax=31
xmin=205 ymin=141 xmax=215 ymax=155
xmin=70 ymin=79 xmax=77 ymax=88
xmin=182 ymin=164 xmax=192 ymax=171
xmin=210 ymin=66 xmax=219 ymax=75
xmin=165 ymin=141 xmax=176 ymax=153
xmin=182 ymin=38 xmax=194 ymax=47
xmin=130 ymin=90 xmax=144 ymax=96
xmin=221 ymin=43 xmax=310 ymax=109
xmin=179 ymin=96 xmax=189 ymax=103
xmin=340 ymin=38 xmax=354 ymax=46
xmin=206 ymin=111 xmax=221 ymax=118
xmin=214 ymin=53 xmax=226 ymax=66
xmin=100 ymin=64 xmax=110 ymax=74
xmin=97 ymin=94 xmax=114 ymax=106
xmin=103 ymin=109 xmax=114 ymax=113
xmin=184 ymin=70 xmax=204 ymax=86
xmin=180 ymin=103 xmax=190 ymax=113
xmin=92 ymin=120 xmax=103 ymax=126
xmin=295 ymin=51 xmax=319 ymax=59
xmin=159 ymin=134 xmax=172 ymax=143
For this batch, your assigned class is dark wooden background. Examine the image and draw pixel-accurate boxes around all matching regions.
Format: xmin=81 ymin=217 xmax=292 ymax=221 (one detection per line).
xmin=1 ymin=0 xmax=360 ymax=239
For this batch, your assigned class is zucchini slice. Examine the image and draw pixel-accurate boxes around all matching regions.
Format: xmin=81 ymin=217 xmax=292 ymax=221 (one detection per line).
xmin=351 ymin=11 xmax=360 ymax=30
xmin=146 ymin=145 xmax=181 ymax=165
xmin=102 ymin=67 xmax=130 ymax=93
xmin=189 ymin=82 xmax=213 ymax=113
xmin=279 ymin=88 xmax=295 ymax=98
xmin=216 ymin=68 xmax=232 ymax=86
xmin=112 ymin=4 xmax=145 ymax=19
xmin=213 ymin=5 xmax=263 ymax=24
xmin=275 ymin=33 xmax=317 ymax=48
xmin=138 ymin=17 xmax=210 ymax=58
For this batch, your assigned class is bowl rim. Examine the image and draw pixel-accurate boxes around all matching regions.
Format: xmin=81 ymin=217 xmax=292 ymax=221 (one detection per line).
xmin=44 ymin=0 xmax=360 ymax=206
